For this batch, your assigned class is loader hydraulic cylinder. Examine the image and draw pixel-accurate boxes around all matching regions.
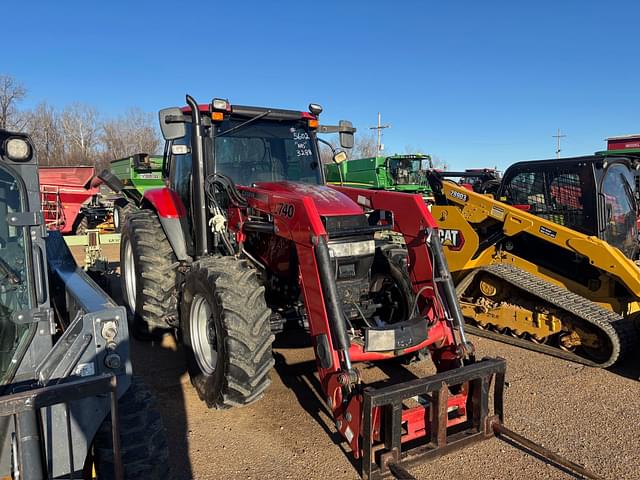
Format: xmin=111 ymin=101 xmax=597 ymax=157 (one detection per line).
xmin=315 ymin=235 xmax=352 ymax=369
xmin=16 ymin=410 xmax=45 ymax=480
xmin=428 ymin=229 xmax=473 ymax=355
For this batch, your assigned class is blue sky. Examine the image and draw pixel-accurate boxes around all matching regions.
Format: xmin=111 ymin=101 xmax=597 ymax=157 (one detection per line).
xmin=4 ymin=1 xmax=639 ymax=170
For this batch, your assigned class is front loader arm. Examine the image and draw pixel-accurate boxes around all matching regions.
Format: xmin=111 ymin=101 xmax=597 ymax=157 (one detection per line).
xmin=435 ymin=179 xmax=640 ymax=293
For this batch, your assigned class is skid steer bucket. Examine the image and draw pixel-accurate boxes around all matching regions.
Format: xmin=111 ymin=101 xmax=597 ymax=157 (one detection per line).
xmin=361 ymin=357 xmax=506 ymax=479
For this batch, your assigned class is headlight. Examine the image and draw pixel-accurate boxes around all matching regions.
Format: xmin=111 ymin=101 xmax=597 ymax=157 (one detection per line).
xmin=328 ymin=240 xmax=375 ymax=258
xmin=4 ymin=137 xmax=31 ymax=161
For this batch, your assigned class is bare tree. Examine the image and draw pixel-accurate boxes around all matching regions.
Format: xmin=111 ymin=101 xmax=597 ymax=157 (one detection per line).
xmin=60 ymin=103 xmax=100 ymax=164
xmin=0 ymin=74 xmax=27 ymax=130
xmin=100 ymin=108 xmax=160 ymax=166
xmin=403 ymin=145 xmax=449 ymax=170
xmin=430 ymin=155 xmax=448 ymax=170
xmin=25 ymin=102 xmax=66 ymax=166
xmin=351 ymin=131 xmax=378 ymax=159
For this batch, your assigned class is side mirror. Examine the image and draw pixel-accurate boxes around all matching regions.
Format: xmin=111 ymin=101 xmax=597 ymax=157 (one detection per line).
xmin=159 ymin=107 xmax=186 ymax=140
xmin=333 ymin=150 xmax=348 ymax=164
xmin=338 ymin=120 xmax=355 ymax=149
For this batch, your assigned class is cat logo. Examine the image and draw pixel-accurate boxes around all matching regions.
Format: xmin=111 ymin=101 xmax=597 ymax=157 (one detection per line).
xmin=438 ymin=228 xmax=464 ymax=251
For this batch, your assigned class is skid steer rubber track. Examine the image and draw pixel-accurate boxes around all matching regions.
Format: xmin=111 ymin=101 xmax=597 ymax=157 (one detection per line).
xmin=459 ymin=263 xmax=636 ymax=368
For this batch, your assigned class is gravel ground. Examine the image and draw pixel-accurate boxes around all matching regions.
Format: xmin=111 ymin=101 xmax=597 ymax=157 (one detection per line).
xmin=76 ymin=244 xmax=640 ymax=480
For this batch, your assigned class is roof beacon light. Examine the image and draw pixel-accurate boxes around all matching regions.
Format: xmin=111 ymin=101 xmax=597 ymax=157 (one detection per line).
xmin=212 ymin=98 xmax=230 ymax=111
xmin=4 ymin=137 xmax=31 ymax=162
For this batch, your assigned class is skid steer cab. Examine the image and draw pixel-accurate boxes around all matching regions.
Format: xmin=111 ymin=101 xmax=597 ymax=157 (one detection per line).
xmin=119 ymin=94 xmax=507 ymax=478
xmin=495 ymin=155 xmax=639 ymax=260
xmin=0 ymin=130 xmax=168 ymax=479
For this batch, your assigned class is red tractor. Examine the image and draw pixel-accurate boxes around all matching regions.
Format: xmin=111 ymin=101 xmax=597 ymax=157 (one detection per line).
xmin=110 ymin=95 xmax=508 ymax=477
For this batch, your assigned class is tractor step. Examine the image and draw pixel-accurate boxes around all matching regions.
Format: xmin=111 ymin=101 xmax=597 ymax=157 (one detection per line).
xmin=360 ymin=357 xmax=506 ymax=479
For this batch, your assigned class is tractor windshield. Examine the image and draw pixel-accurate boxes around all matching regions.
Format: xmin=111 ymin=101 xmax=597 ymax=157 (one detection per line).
xmin=0 ymin=166 xmax=33 ymax=384
xmin=388 ymin=158 xmax=424 ymax=185
xmin=601 ymin=163 xmax=638 ymax=258
xmin=213 ymin=119 xmax=322 ymax=186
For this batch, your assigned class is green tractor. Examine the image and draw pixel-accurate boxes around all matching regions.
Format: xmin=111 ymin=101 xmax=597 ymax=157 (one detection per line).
xmin=109 ymin=154 xmax=164 ymax=231
xmin=325 ymin=153 xmax=433 ymax=197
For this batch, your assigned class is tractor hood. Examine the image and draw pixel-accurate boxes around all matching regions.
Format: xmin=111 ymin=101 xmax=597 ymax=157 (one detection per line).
xmin=254 ymin=182 xmax=363 ymax=216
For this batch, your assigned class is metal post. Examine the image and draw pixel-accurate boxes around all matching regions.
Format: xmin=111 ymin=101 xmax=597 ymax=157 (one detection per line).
xmin=16 ymin=410 xmax=45 ymax=480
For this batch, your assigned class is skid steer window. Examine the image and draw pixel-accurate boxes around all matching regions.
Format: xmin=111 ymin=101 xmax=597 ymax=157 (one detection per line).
xmin=213 ymin=119 xmax=321 ymax=186
xmin=505 ymin=169 xmax=588 ymax=231
xmin=0 ymin=166 xmax=33 ymax=383
xmin=601 ymin=163 xmax=637 ymax=257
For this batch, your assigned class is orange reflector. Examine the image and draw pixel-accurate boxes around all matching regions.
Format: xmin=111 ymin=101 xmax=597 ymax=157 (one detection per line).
xmin=308 ymin=119 xmax=318 ymax=129
xmin=211 ymin=111 xmax=224 ymax=121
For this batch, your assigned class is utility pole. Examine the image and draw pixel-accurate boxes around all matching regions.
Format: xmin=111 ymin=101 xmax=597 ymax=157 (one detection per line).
xmin=369 ymin=112 xmax=390 ymax=154
xmin=553 ymin=128 xmax=566 ymax=159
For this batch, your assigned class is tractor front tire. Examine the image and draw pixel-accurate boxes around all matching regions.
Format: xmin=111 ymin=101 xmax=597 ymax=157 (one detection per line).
xmin=120 ymin=209 xmax=178 ymax=339
xmin=93 ymin=377 xmax=169 ymax=479
xmin=181 ymin=256 xmax=275 ymax=409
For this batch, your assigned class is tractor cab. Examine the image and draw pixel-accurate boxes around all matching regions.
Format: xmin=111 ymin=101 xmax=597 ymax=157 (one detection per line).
xmin=496 ymin=155 xmax=639 ymax=259
xmin=386 ymin=154 xmax=431 ymax=187
xmin=162 ymin=101 xmax=351 ymax=196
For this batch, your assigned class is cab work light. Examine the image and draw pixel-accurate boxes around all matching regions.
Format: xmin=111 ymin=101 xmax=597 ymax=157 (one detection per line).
xmin=4 ymin=137 xmax=32 ymax=162
xmin=211 ymin=98 xmax=230 ymax=111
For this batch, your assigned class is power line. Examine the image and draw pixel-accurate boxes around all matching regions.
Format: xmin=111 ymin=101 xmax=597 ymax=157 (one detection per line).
xmin=553 ymin=128 xmax=566 ymax=159
xmin=369 ymin=112 xmax=390 ymax=154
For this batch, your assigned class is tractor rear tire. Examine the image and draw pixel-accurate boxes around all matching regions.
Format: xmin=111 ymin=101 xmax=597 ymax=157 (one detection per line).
xmin=181 ymin=256 xmax=275 ymax=409
xmin=113 ymin=203 xmax=136 ymax=233
xmin=93 ymin=377 xmax=169 ymax=479
xmin=120 ymin=209 xmax=178 ymax=339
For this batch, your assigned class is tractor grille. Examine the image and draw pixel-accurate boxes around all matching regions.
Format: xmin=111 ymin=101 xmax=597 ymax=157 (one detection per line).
xmin=321 ymin=214 xmax=385 ymax=239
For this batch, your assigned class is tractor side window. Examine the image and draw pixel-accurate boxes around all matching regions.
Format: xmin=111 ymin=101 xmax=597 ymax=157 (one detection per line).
xmin=0 ymin=166 xmax=33 ymax=383
xmin=601 ymin=163 xmax=637 ymax=257
xmin=169 ymin=135 xmax=192 ymax=212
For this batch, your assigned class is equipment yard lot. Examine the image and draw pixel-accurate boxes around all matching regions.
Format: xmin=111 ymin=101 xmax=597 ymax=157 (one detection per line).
xmin=75 ymin=245 xmax=640 ymax=480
